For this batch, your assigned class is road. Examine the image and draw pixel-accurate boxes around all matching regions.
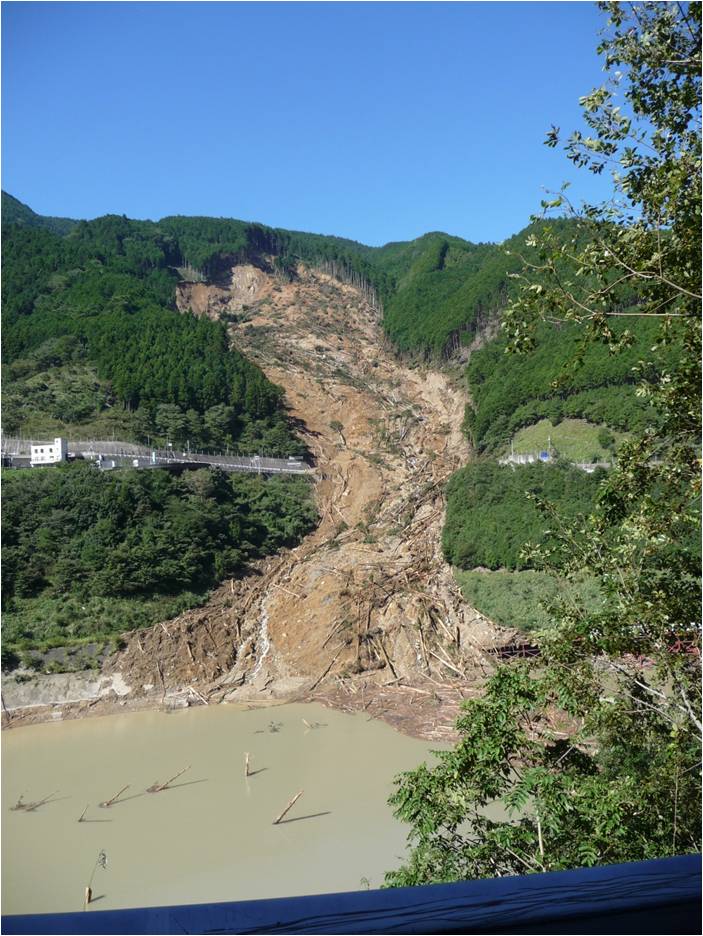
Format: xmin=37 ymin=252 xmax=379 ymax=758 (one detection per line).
xmin=0 ymin=438 xmax=311 ymax=476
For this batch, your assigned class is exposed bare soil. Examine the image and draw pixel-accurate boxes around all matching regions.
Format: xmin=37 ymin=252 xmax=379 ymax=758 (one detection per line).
xmin=4 ymin=265 xmax=511 ymax=740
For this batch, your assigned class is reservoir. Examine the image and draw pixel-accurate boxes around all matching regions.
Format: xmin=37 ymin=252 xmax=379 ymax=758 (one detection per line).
xmin=2 ymin=702 xmax=441 ymax=915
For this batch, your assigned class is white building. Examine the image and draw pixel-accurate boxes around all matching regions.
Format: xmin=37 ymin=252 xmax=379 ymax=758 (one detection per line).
xmin=30 ymin=437 xmax=68 ymax=467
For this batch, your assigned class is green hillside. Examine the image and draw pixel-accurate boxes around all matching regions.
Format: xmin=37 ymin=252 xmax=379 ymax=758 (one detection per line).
xmin=464 ymin=316 xmax=672 ymax=453
xmin=1 ymin=211 xmax=303 ymax=455
xmin=0 ymin=193 xmax=566 ymax=363
xmin=442 ymin=461 xmax=605 ymax=571
xmin=0 ymin=194 xmax=586 ymax=360
xmin=2 ymin=463 xmax=317 ymax=666
xmin=1 ymin=191 xmax=78 ymax=235
xmin=2 ymin=194 xmax=660 ymax=453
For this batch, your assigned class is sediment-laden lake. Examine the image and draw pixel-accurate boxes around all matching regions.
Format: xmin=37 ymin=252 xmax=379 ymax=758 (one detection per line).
xmin=2 ymin=702 xmax=440 ymax=915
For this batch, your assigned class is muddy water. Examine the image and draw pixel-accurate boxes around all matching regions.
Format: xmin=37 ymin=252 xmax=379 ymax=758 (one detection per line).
xmin=2 ymin=702 xmax=441 ymax=915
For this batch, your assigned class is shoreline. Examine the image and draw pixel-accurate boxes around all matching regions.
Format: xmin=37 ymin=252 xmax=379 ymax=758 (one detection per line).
xmin=1 ymin=673 xmax=466 ymax=742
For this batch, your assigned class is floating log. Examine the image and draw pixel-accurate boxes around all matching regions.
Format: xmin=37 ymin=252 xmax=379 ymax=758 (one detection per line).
xmin=22 ymin=791 xmax=58 ymax=812
xmin=147 ymin=765 xmax=190 ymax=793
xmin=99 ymin=785 xmax=130 ymax=808
xmin=273 ymin=790 xmax=304 ymax=825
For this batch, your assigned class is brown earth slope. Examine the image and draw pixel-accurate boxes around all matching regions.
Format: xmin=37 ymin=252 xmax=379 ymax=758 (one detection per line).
xmin=16 ymin=264 xmax=510 ymax=739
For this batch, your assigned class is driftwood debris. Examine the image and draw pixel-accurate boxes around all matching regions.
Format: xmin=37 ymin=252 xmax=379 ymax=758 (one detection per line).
xmin=322 ymin=619 xmax=348 ymax=649
xmin=99 ymin=785 xmax=130 ymax=808
xmin=15 ymin=791 xmax=58 ymax=812
xmin=377 ymin=636 xmax=398 ymax=679
xmin=417 ymin=622 xmax=431 ymax=673
xmin=309 ymin=646 xmax=344 ymax=692
xmin=271 ymin=583 xmax=303 ymax=600
xmin=147 ymin=765 xmax=190 ymax=793
xmin=187 ymin=685 xmax=208 ymax=705
xmin=156 ymin=660 xmax=166 ymax=700
xmin=428 ymin=646 xmax=466 ymax=679
xmin=273 ymin=790 xmax=304 ymax=825
xmin=430 ymin=644 xmax=466 ymax=679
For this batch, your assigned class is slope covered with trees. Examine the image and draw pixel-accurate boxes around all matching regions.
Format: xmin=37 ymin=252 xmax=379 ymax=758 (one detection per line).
xmin=1 ymin=191 xmax=78 ymax=235
xmin=2 ymin=215 xmax=303 ymax=455
xmin=2 ymin=193 xmax=661 ymax=455
xmin=465 ymin=315 xmax=672 ymax=452
xmin=2 ymin=463 xmax=317 ymax=666
xmin=387 ymin=0 xmax=701 ymax=886
xmin=442 ymin=461 xmax=605 ymax=570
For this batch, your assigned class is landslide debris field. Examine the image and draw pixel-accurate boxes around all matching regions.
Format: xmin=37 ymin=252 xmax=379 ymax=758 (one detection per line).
xmin=13 ymin=265 xmax=513 ymax=739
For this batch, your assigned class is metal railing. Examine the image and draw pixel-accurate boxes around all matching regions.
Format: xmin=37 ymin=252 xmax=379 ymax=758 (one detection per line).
xmin=1 ymin=437 xmax=310 ymax=476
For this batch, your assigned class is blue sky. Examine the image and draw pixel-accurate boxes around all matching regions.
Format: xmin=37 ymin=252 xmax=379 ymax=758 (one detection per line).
xmin=2 ymin=2 xmax=614 ymax=245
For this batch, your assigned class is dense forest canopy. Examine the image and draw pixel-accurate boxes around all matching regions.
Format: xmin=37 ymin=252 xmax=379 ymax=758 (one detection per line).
xmin=2 ymin=463 xmax=317 ymax=666
xmin=465 ymin=316 xmax=673 ymax=451
xmin=442 ymin=462 xmax=606 ymax=570
xmin=1 ymin=190 xmax=78 ymax=235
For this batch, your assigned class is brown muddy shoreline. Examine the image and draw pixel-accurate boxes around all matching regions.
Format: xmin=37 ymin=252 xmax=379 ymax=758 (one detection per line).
xmin=1 ymin=674 xmax=469 ymax=743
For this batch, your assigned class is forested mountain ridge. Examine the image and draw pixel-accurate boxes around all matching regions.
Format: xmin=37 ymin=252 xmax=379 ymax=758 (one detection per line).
xmin=4 ymin=192 xmax=662 ymax=464
xmin=1 ymin=191 xmax=78 ymax=235
xmin=0 ymin=194 xmax=604 ymax=354
xmin=1 ymin=192 xmax=569 ymax=359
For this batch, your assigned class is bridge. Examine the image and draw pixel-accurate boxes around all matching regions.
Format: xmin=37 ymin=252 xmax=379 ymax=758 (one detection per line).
xmin=0 ymin=438 xmax=311 ymax=476
xmin=88 ymin=450 xmax=311 ymax=476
